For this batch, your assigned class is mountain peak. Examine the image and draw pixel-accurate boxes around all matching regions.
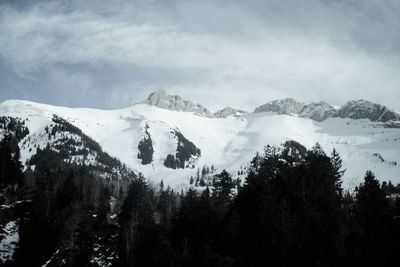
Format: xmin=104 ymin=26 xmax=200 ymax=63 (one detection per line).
xmin=145 ymin=89 xmax=168 ymax=105
xmin=335 ymin=99 xmax=400 ymax=122
xmin=143 ymin=90 xmax=212 ymax=117
xmin=254 ymin=98 xmax=305 ymax=115
xmin=213 ymin=106 xmax=247 ymax=118
xmin=299 ymin=101 xmax=336 ymax=122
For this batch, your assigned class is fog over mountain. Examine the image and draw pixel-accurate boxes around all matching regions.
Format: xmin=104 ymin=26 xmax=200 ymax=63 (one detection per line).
xmin=1 ymin=0 xmax=400 ymax=111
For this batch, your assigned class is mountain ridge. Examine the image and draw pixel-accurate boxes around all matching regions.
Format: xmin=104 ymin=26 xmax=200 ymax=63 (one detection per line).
xmin=3 ymin=91 xmax=400 ymax=123
xmin=1 ymin=92 xmax=399 ymax=189
xmin=143 ymin=90 xmax=400 ymax=123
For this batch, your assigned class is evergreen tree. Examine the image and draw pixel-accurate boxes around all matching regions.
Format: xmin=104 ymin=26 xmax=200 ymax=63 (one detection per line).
xmin=355 ymin=171 xmax=388 ymax=225
xmin=170 ymin=188 xmax=220 ymax=266
xmin=160 ymin=179 xmax=164 ymax=191
xmin=331 ymin=148 xmax=345 ymax=196
xmin=311 ymin=142 xmax=326 ymax=156
xmin=0 ymin=134 xmax=24 ymax=189
xmin=354 ymin=171 xmax=390 ymax=264
xmin=201 ymin=165 xmax=207 ymax=178
xmin=137 ymin=126 xmax=154 ymax=165
xmin=202 ymin=186 xmax=210 ymax=199
xmin=118 ymin=176 xmax=156 ymax=267
xmin=71 ymin=213 xmax=95 ymax=266
xmin=157 ymin=187 xmax=177 ymax=228
xmin=98 ymin=185 xmax=111 ymax=223
xmin=164 ymin=154 xmax=177 ymax=169
xmin=212 ymin=170 xmax=234 ymax=203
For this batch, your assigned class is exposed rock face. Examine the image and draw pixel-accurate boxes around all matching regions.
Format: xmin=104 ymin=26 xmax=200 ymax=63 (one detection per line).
xmin=213 ymin=107 xmax=247 ymax=118
xmin=335 ymin=100 xmax=400 ymax=122
xmin=300 ymin=102 xmax=337 ymax=122
xmin=143 ymin=91 xmax=400 ymax=123
xmin=144 ymin=89 xmax=212 ymax=117
xmin=254 ymin=98 xmax=305 ymax=115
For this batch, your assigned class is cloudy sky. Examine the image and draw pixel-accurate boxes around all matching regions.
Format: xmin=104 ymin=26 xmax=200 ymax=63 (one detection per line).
xmin=1 ymin=0 xmax=399 ymax=111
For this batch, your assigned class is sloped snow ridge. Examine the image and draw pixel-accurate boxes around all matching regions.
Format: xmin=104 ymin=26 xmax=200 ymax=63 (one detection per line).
xmin=0 ymin=91 xmax=399 ymax=189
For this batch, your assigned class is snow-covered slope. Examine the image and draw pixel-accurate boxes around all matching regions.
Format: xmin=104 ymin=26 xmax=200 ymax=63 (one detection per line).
xmin=1 ymin=94 xmax=399 ymax=189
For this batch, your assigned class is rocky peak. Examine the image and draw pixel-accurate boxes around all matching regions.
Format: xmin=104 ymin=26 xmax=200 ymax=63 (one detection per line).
xmin=144 ymin=89 xmax=212 ymax=117
xmin=213 ymin=106 xmax=247 ymax=118
xmin=254 ymin=98 xmax=305 ymax=115
xmin=335 ymin=99 xmax=400 ymax=122
xmin=299 ymin=102 xmax=336 ymax=122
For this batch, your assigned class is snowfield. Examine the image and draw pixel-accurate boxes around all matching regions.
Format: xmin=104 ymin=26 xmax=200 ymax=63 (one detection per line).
xmin=0 ymin=99 xmax=399 ymax=189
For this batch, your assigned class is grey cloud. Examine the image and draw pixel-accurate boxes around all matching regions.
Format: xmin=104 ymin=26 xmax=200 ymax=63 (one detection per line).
xmin=0 ymin=0 xmax=399 ymax=111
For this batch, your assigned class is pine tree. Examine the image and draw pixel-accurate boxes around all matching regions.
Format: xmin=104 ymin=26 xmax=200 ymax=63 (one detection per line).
xmin=331 ymin=149 xmax=345 ymax=196
xmin=201 ymin=165 xmax=206 ymax=178
xmin=199 ymin=178 xmax=206 ymax=187
xmin=212 ymin=170 xmax=234 ymax=203
xmin=265 ymin=144 xmax=273 ymax=158
xmin=311 ymin=142 xmax=325 ymax=156
xmin=355 ymin=171 xmax=388 ymax=224
xmin=202 ymin=186 xmax=210 ymax=199
xmin=160 ymin=180 xmax=164 ymax=191
xmin=98 ymin=185 xmax=111 ymax=223
xmin=137 ymin=126 xmax=154 ymax=165
xmin=354 ymin=171 xmax=390 ymax=264
xmin=0 ymin=135 xmax=23 ymax=188
xmin=118 ymin=176 xmax=155 ymax=266
xmin=164 ymin=154 xmax=177 ymax=169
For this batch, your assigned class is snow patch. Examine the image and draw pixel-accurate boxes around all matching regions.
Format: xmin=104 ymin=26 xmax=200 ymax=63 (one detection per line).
xmin=0 ymin=221 xmax=19 ymax=263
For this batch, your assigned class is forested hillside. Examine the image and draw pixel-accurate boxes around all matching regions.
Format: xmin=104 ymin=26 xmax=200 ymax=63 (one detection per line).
xmin=1 ymin=135 xmax=399 ymax=266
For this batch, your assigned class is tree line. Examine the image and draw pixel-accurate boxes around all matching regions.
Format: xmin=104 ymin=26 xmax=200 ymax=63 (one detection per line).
xmin=112 ymin=141 xmax=400 ymax=266
xmin=1 ymin=135 xmax=399 ymax=266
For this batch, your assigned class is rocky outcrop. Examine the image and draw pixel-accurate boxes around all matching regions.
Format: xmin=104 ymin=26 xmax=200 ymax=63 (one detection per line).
xmin=299 ymin=102 xmax=336 ymax=122
xmin=213 ymin=107 xmax=247 ymax=118
xmin=144 ymin=89 xmax=212 ymax=117
xmin=335 ymin=100 xmax=400 ymax=122
xmin=254 ymin=98 xmax=305 ymax=115
xmin=144 ymin=91 xmax=400 ymax=123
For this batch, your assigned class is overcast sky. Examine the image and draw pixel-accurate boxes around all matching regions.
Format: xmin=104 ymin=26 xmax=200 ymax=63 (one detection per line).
xmin=1 ymin=0 xmax=399 ymax=111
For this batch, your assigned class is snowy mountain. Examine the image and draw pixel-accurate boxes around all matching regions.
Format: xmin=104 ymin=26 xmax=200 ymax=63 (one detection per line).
xmin=1 ymin=92 xmax=399 ymax=189
xmin=335 ymin=99 xmax=400 ymax=122
xmin=0 ymin=110 xmax=135 ymax=181
xmin=299 ymin=102 xmax=337 ymax=122
xmin=144 ymin=89 xmax=212 ymax=117
xmin=213 ymin=107 xmax=247 ymax=118
xmin=254 ymin=98 xmax=305 ymax=115
xmin=253 ymin=98 xmax=400 ymax=124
